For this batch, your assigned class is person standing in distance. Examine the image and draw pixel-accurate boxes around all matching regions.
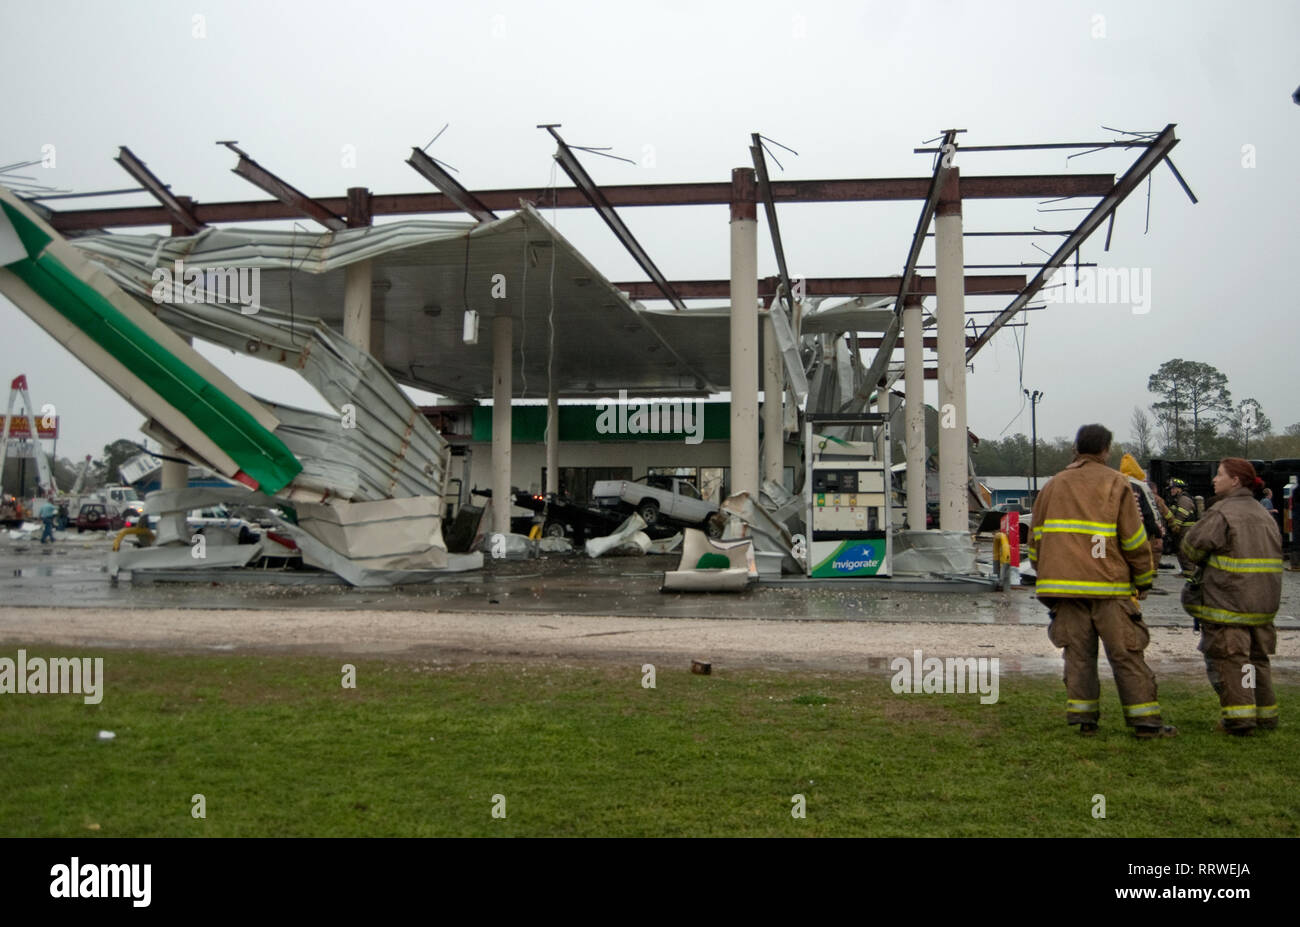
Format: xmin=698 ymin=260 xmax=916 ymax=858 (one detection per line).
xmin=1180 ymin=458 xmax=1283 ymax=735
xmin=1028 ymin=424 xmax=1174 ymax=738
xmin=1167 ymin=478 xmax=1199 ymax=577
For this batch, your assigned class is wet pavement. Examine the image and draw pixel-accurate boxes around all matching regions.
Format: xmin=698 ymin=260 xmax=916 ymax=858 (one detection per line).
xmin=3 ymin=532 xmax=1297 ymax=630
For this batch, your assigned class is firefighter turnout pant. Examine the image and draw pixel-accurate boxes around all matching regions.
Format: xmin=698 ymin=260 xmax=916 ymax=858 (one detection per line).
xmin=1199 ymin=622 xmax=1278 ymax=732
xmin=1173 ymin=530 xmax=1194 ymax=577
xmin=1046 ymin=597 xmax=1164 ymax=729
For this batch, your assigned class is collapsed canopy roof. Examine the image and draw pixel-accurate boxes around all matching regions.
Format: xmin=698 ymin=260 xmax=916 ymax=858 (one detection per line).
xmin=72 ymin=205 xmax=758 ymax=399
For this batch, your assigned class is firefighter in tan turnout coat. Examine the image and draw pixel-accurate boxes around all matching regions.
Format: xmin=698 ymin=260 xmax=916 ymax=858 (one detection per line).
xmin=1180 ymin=458 xmax=1283 ymax=735
xmin=1028 ymin=424 xmax=1175 ymax=738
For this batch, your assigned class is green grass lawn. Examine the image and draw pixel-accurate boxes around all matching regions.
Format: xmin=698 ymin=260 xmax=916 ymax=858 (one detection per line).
xmin=1 ymin=647 xmax=1296 ymax=837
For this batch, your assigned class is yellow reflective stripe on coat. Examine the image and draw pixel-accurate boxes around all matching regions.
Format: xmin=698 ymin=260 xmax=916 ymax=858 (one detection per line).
xmin=1206 ymin=554 xmax=1284 ymax=574
xmin=1133 ymin=569 xmax=1155 ymax=586
xmin=1185 ymin=604 xmax=1276 ymax=626
xmin=1035 ymin=578 xmax=1133 ymax=596
xmin=1040 ymin=519 xmax=1116 ymax=536
xmin=1120 ymin=526 xmax=1148 ymax=551
xmin=1257 ymin=704 xmax=1279 ymax=719
xmin=1221 ymin=705 xmax=1257 ymax=719
xmin=1066 ymin=699 xmax=1099 ymax=712
xmin=1122 ymin=702 xmax=1161 ymax=718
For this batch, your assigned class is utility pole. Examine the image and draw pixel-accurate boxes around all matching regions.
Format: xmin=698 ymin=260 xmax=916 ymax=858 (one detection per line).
xmin=1024 ymin=389 xmax=1044 ymax=497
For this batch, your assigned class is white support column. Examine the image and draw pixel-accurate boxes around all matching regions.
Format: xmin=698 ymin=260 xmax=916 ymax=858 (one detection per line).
xmin=935 ymin=171 xmax=969 ymax=532
xmin=903 ymin=295 xmax=926 ymax=530
xmin=546 ymin=379 xmax=559 ymax=495
xmin=161 ymin=458 xmax=187 ymax=490
xmin=342 ymin=187 xmax=374 ymax=355
xmin=157 ymin=331 xmax=192 ymax=543
xmin=342 ymin=260 xmax=372 ymax=354
xmin=730 ymin=168 xmax=759 ymax=499
xmin=491 ymin=314 xmax=513 ymax=537
xmin=762 ymin=307 xmax=784 ymax=487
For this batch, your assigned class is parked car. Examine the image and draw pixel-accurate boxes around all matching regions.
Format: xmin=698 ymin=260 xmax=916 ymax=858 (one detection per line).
xmin=75 ymin=503 xmax=124 ymax=533
xmin=591 ymin=474 xmax=720 ymax=535
xmin=187 ymin=505 xmax=262 ymax=542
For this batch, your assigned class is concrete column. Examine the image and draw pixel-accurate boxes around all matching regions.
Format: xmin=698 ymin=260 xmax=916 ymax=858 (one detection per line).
xmin=729 ymin=168 xmax=759 ymax=499
xmin=161 ymin=459 xmax=187 ymax=490
xmin=546 ymin=379 xmax=559 ymax=495
xmin=903 ymin=295 xmax=926 ymax=530
xmin=935 ymin=171 xmax=969 ymax=532
xmin=491 ymin=314 xmax=513 ymax=536
xmin=342 ymin=261 xmax=372 ymax=353
xmin=160 ymin=321 xmax=191 ymax=542
xmin=343 ymin=187 xmax=373 ymax=354
xmin=762 ymin=307 xmax=784 ymax=487
xmin=160 ymin=329 xmax=193 ymax=540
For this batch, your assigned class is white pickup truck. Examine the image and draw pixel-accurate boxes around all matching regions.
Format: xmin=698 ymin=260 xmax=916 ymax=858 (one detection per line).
xmin=591 ymin=475 xmax=720 ymax=534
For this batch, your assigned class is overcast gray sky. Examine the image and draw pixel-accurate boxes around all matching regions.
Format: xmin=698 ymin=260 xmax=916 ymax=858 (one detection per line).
xmin=2 ymin=0 xmax=1297 ymax=461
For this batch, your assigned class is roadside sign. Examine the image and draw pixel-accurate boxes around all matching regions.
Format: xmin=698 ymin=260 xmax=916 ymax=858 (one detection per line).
xmin=0 ymin=415 xmax=59 ymax=440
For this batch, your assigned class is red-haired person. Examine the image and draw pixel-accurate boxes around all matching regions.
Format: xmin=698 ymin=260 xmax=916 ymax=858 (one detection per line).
xmin=1180 ymin=458 xmax=1284 ymax=735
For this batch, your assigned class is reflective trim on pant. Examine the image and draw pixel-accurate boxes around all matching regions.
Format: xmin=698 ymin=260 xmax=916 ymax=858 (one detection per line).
xmin=1199 ymin=623 xmax=1278 ymax=730
xmin=1047 ymin=598 xmax=1159 ymax=727
xmin=1067 ymin=698 xmax=1099 ymax=719
xmin=1123 ymin=702 xmax=1162 ymax=720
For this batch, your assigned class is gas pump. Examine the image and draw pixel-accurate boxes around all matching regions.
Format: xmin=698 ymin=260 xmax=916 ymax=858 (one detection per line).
xmin=805 ymin=412 xmax=891 ymax=577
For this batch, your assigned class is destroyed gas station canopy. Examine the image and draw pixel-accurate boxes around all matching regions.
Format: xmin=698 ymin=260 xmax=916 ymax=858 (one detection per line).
xmin=1 ymin=122 xmax=1192 ymax=581
xmin=30 ymin=124 xmax=1189 ymax=401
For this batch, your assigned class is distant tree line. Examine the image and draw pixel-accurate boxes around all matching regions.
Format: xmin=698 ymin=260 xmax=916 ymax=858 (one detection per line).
xmin=974 ymin=358 xmax=1300 ymax=478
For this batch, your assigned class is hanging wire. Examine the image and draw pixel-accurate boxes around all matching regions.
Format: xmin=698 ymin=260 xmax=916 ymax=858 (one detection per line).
xmin=756 ymin=134 xmax=799 ymax=172
xmin=285 ymin=221 xmax=314 ymax=345
xmin=570 ymin=144 xmax=637 ymax=165
xmin=541 ymin=160 xmax=560 ymax=453
xmin=997 ymin=311 xmax=1030 ymax=435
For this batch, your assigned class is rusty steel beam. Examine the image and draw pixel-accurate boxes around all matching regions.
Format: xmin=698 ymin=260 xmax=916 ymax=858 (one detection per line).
xmin=857 ymin=130 xmax=959 ymax=395
xmin=46 ymin=174 xmax=1115 ymax=232
xmin=406 ymin=147 xmax=499 ymax=223
xmin=966 ymin=124 xmax=1182 ymax=360
xmin=855 ymin=336 xmax=976 ymax=349
xmin=614 ymin=274 xmax=1026 ymax=300
xmin=113 ymin=147 xmax=205 ymax=234
xmin=751 ymin=134 xmax=794 ymax=309
xmin=220 ymin=142 xmax=346 ymax=231
xmin=543 ymin=125 xmax=685 ymax=310
xmin=914 ymin=140 xmax=1153 ymax=154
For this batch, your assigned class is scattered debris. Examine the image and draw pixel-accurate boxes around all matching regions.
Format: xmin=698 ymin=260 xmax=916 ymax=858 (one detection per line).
xmin=661 ymin=528 xmax=754 ymax=592
xmin=646 ymin=532 xmax=683 ymax=555
xmin=719 ymin=491 xmax=801 ymax=576
xmin=537 ymin=536 xmax=574 ymax=555
xmin=691 ymin=660 xmax=712 ymax=675
xmin=585 ymin=513 xmax=651 ymax=559
xmin=891 ymin=530 xmax=977 ymax=576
